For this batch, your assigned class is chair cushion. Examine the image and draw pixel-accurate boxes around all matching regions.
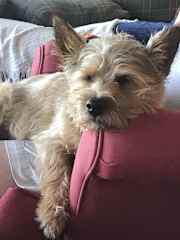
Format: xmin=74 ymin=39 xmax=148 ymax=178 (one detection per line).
xmin=0 ymin=188 xmax=45 ymax=240
xmin=31 ymin=40 xmax=60 ymax=75
xmin=69 ymin=110 xmax=180 ymax=240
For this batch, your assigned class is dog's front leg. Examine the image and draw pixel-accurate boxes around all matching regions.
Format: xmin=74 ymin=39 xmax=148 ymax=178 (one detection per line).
xmin=0 ymin=83 xmax=13 ymax=125
xmin=35 ymin=138 xmax=73 ymax=239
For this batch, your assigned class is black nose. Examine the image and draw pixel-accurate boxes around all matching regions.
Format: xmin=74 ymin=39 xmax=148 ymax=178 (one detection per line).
xmin=86 ymin=97 xmax=106 ymax=117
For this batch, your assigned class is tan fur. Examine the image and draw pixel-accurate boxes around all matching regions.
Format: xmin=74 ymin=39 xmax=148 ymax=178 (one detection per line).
xmin=0 ymin=17 xmax=179 ymax=239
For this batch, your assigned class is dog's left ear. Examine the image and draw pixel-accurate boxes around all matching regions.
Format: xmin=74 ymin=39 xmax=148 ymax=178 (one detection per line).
xmin=147 ymin=26 xmax=180 ymax=77
xmin=53 ymin=16 xmax=85 ymax=57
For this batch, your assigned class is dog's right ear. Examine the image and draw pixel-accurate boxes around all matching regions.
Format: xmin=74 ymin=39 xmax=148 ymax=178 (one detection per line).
xmin=53 ymin=16 xmax=85 ymax=57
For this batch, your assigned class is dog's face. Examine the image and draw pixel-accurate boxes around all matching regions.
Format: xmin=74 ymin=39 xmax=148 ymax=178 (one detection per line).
xmin=54 ymin=17 xmax=180 ymax=130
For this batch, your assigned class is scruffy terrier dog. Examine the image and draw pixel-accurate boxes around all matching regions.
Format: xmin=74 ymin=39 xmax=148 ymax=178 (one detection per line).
xmin=0 ymin=17 xmax=180 ymax=239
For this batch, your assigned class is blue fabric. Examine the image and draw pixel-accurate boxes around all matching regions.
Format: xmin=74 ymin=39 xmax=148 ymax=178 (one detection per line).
xmin=114 ymin=20 xmax=173 ymax=44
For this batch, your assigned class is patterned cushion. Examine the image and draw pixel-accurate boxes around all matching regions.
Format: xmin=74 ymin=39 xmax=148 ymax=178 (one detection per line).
xmin=116 ymin=0 xmax=180 ymax=21
xmin=4 ymin=0 xmax=129 ymax=27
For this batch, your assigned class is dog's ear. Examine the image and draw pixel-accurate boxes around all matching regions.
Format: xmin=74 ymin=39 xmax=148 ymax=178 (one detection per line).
xmin=146 ymin=26 xmax=180 ymax=77
xmin=53 ymin=16 xmax=85 ymax=56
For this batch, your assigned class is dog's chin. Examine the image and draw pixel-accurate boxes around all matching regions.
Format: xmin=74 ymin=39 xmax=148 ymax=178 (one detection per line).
xmin=79 ymin=120 xmax=102 ymax=132
xmin=94 ymin=117 xmax=109 ymax=130
xmin=77 ymin=111 xmax=127 ymax=132
xmin=79 ymin=115 xmax=114 ymax=132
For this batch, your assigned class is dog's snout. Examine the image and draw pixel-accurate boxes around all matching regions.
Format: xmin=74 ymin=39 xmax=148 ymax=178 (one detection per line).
xmin=86 ymin=97 xmax=107 ymax=117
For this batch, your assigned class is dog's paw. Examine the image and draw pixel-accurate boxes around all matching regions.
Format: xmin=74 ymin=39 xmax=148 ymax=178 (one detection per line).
xmin=41 ymin=219 xmax=65 ymax=239
xmin=36 ymin=205 xmax=69 ymax=239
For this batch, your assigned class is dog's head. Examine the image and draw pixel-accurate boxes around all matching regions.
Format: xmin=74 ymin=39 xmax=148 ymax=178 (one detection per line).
xmin=53 ymin=17 xmax=180 ymax=130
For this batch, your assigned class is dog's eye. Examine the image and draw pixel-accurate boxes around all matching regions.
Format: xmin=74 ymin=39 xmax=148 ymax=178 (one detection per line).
xmin=85 ymin=75 xmax=93 ymax=82
xmin=114 ymin=74 xmax=130 ymax=87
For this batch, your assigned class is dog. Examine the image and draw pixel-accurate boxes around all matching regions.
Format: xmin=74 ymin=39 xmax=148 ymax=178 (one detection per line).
xmin=0 ymin=16 xmax=180 ymax=239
